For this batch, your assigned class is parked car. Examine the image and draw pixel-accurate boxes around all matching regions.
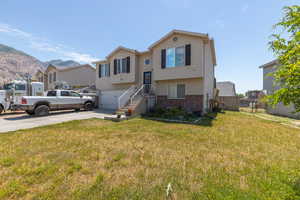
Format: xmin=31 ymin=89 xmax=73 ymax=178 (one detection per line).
xmin=17 ymin=90 xmax=94 ymax=116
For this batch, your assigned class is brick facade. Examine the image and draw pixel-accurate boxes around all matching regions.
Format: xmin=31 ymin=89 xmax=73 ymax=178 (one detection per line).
xmin=157 ymin=95 xmax=203 ymax=112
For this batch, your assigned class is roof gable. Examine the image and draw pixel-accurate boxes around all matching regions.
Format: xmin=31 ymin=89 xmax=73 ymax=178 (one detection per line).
xmin=59 ymin=64 xmax=95 ymax=72
xmin=148 ymin=29 xmax=217 ymax=66
xmin=148 ymin=30 xmax=209 ymax=50
xmin=45 ymin=64 xmax=57 ymax=72
xmin=106 ymin=46 xmax=138 ymax=59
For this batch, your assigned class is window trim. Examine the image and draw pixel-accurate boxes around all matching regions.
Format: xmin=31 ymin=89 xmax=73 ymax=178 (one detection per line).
xmin=115 ymin=57 xmax=129 ymax=74
xmin=53 ymin=72 xmax=57 ymax=82
xmin=167 ymin=84 xmax=186 ymax=99
xmin=49 ymin=73 xmax=52 ymax=84
xmin=144 ymin=58 xmax=151 ymax=65
xmin=166 ymin=45 xmax=186 ymax=68
xmin=100 ymin=63 xmax=110 ymax=78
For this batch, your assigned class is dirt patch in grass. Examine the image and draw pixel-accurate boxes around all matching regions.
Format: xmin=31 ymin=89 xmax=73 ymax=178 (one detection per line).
xmin=1 ymin=112 xmax=300 ymax=199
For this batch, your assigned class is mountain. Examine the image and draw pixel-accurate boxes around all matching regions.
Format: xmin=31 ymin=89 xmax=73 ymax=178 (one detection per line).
xmin=44 ymin=59 xmax=80 ymax=67
xmin=0 ymin=44 xmax=44 ymax=85
xmin=0 ymin=44 xmax=81 ymax=86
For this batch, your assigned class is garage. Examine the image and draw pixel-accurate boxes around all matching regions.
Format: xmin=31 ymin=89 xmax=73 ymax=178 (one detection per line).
xmin=99 ymin=90 xmax=125 ymax=110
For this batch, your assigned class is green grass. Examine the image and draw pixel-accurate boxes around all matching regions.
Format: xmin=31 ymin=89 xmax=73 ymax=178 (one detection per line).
xmin=1 ymin=111 xmax=300 ymax=199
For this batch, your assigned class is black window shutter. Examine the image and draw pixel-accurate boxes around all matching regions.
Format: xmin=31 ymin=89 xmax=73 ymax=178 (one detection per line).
xmin=99 ymin=64 xmax=102 ymax=78
xmin=114 ymin=59 xmax=117 ymax=75
xmin=126 ymin=56 xmax=130 ymax=73
xmin=161 ymin=49 xmax=166 ymax=68
xmin=185 ymin=44 xmax=191 ymax=66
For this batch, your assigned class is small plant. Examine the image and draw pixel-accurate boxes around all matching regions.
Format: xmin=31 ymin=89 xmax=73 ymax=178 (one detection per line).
xmin=145 ymin=106 xmax=201 ymax=122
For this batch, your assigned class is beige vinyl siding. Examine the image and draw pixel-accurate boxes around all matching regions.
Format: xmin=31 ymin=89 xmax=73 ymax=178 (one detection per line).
xmin=155 ymin=78 xmax=204 ymax=96
xmin=109 ymin=49 xmax=137 ymax=84
xmin=58 ymin=66 xmax=95 ymax=88
xmin=152 ymin=33 xmax=205 ymax=81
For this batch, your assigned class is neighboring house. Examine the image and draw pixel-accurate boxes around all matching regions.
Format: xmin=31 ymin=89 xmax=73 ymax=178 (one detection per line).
xmin=216 ymin=81 xmax=239 ymax=111
xmin=260 ymin=59 xmax=300 ymax=118
xmin=93 ymin=30 xmax=217 ymax=114
xmin=35 ymin=64 xmax=96 ymax=90
xmin=240 ymin=89 xmax=265 ymax=107
xmin=217 ymin=81 xmax=236 ymax=97
xmin=245 ymin=90 xmax=265 ymax=101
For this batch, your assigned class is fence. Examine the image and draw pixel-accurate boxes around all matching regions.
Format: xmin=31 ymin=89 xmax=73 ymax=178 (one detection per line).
xmin=218 ymin=96 xmax=240 ymax=111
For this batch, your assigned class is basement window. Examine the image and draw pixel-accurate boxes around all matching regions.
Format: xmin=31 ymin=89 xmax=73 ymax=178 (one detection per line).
xmin=168 ymin=84 xmax=185 ymax=99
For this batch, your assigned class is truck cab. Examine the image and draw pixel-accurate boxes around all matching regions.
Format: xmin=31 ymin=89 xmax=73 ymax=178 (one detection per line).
xmin=0 ymin=80 xmax=44 ymax=114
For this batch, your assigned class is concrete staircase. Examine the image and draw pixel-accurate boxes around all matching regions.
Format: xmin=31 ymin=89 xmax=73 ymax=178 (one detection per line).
xmin=118 ymin=95 xmax=144 ymax=115
xmin=117 ymin=85 xmax=149 ymax=116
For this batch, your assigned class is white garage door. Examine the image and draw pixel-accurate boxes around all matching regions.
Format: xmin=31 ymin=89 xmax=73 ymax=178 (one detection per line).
xmin=100 ymin=90 xmax=125 ymax=110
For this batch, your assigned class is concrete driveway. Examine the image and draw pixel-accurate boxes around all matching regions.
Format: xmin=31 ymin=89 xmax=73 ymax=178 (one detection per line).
xmin=0 ymin=109 xmax=116 ymax=133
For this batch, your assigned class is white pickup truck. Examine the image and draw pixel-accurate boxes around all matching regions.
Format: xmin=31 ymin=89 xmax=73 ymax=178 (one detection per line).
xmin=18 ymin=90 xmax=95 ymax=116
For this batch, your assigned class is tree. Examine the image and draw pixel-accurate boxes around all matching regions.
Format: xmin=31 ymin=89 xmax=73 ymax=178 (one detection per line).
xmin=268 ymin=5 xmax=300 ymax=111
xmin=237 ymin=93 xmax=245 ymax=98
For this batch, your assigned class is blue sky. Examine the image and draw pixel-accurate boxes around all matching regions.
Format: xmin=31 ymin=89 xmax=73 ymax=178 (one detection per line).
xmin=0 ymin=0 xmax=298 ymax=93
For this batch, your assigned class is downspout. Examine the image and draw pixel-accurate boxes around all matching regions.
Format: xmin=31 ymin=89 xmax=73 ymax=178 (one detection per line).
xmin=202 ymin=41 xmax=206 ymax=112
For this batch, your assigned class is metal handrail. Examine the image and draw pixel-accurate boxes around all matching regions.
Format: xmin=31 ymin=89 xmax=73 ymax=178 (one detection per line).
xmin=118 ymin=85 xmax=136 ymax=109
xmin=130 ymin=84 xmax=145 ymax=104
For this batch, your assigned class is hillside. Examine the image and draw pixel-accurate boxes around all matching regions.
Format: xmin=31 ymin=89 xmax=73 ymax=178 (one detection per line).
xmin=0 ymin=44 xmax=44 ymax=85
xmin=0 ymin=44 xmax=81 ymax=86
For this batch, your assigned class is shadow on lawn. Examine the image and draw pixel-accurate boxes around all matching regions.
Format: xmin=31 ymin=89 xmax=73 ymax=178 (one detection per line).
xmin=142 ymin=111 xmax=222 ymax=127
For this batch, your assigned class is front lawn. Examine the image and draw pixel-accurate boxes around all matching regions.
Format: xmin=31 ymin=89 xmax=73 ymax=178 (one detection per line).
xmin=1 ymin=112 xmax=300 ymax=199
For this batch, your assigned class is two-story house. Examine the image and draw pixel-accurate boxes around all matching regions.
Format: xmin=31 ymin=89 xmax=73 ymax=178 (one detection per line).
xmin=93 ymin=30 xmax=217 ymax=114
xmin=35 ymin=64 xmax=96 ymax=91
xmin=260 ymin=59 xmax=300 ymax=119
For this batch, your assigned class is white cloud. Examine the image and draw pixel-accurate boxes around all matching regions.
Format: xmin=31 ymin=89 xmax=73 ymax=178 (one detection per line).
xmin=241 ymin=3 xmax=249 ymax=13
xmin=0 ymin=23 xmax=98 ymax=63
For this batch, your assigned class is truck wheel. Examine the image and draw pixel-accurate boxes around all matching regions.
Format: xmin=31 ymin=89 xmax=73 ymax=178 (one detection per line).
xmin=25 ymin=110 xmax=35 ymax=115
xmin=0 ymin=106 xmax=3 ymax=114
xmin=84 ymin=102 xmax=94 ymax=111
xmin=34 ymin=105 xmax=49 ymax=117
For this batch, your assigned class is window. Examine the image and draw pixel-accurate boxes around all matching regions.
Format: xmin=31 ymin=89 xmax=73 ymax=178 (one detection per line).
xmin=99 ymin=64 xmax=110 ymax=77
xmin=117 ymin=58 xmax=127 ymax=73
xmin=175 ymin=46 xmax=185 ymax=66
xmin=53 ymin=72 xmax=56 ymax=82
xmin=114 ymin=57 xmax=130 ymax=74
xmin=47 ymin=91 xmax=57 ymax=96
xmin=70 ymin=91 xmax=81 ymax=97
xmin=177 ymin=84 xmax=185 ymax=98
xmin=162 ymin=44 xmax=191 ymax=68
xmin=166 ymin=46 xmax=185 ymax=68
xmin=144 ymin=59 xmax=151 ymax=65
xmin=166 ymin=48 xmax=175 ymax=67
xmin=168 ymin=85 xmax=177 ymax=99
xmin=61 ymin=91 xmax=71 ymax=96
xmin=15 ymin=84 xmax=26 ymax=91
xmin=49 ymin=73 xmax=52 ymax=83
xmin=121 ymin=58 xmax=127 ymax=73
xmin=3 ymin=83 xmax=13 ymax=90
xmin=168 ymin=84 xmax=185 ymax=99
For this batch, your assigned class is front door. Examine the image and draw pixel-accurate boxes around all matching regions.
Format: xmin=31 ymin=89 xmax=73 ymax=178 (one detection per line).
xmin=143 ymin=71 xmax=152 ymax=94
